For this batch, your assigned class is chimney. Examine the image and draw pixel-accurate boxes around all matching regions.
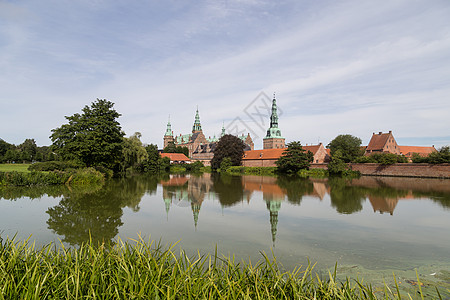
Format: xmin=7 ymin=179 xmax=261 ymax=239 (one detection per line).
xmin=379 ymin=132 xmax=382 ymax=135
xmin=389 ymin=130 xmax=392 ymax=134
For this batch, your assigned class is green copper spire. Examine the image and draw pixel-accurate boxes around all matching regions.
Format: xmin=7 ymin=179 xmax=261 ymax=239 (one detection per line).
xmin=270 ymin=94 xmax=278 ymax=128
xmin=192 ymin=107 xmax=202 ymax=132
xmin=221 ymin=121 xmax=226 ymax=137
xmin=264 ymin=94 xmax=283 ymax=139
xmin=164 ymin=115 xmax=172 ymax=137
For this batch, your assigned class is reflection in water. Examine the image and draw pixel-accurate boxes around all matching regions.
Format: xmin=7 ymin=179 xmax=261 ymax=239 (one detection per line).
xmin=45 ymin=176 xmax=159 ymax=246
xmin=328 ymin=177 xmax=366 ymax=214
xmin=159 ymin=174 xmax=450 ymax=245
xmin=2 ymin=174 xmax=450 ymax=247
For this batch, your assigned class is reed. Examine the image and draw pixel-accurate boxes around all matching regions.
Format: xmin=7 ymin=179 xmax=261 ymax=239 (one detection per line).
xmin=0 ymin=168 xmax=104 ymax=186
xmin=0 ymin=236 xmax=431 ymax=299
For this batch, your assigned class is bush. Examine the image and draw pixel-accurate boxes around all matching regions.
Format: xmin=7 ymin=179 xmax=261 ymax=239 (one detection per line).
xmin=0 ymin=168 xmax=104 ymax=186
xmin=412 ymin=146 xmax=450 ymax=164
xmin=353 ymin=153 xmax=407 ymax=164
xmin=327 ymin=157 xmax=349 ymax=175
xmin=169 ymin=165 xmax=186 ymax=173
xmin=185 ymin=161 xmax=204 ymax=172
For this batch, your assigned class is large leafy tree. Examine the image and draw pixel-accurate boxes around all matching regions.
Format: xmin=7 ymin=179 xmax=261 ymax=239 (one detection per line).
xmin=163 ymin=141 xmax=189 ymax=157
xmin=327 ymin=134 xmax=363 ymax=163
xmin=121 ymin=132 xmax=149 ymax=172
xmin=275 ymin=141 xmax=313 ymax=174
xmin=211 ymin=134 xmax=246 ymax=171
xmin=50 ymin=99 xmax=124 ymax=170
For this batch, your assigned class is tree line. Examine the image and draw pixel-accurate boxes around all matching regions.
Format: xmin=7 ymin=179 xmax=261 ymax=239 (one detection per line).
xmin=2 ymin=99 xmax=448 ymax=177
xmin=0 ymin=138 xmax=55 ymax=163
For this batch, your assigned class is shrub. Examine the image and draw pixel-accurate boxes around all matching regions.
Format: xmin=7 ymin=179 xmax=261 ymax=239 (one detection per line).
xmin=353 ymin=153 xmax=407 ymax=164
xmin=0 ymin=168 xmax=104 ymax=186
xmin=184 ymin=161 xmax=204 ymax=172
xmin=413 ymin=146 xmax=450 ymax=164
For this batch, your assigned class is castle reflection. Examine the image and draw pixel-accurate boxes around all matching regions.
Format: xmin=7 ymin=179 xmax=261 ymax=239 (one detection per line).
xmin=159 ymin=174 xmax=450 ymax=245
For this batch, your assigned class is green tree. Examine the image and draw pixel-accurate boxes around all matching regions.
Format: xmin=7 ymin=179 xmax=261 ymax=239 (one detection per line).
xmin=275 ymin=141 xmax=313 ymax=174
xmin=50 ymin=99 xmax=124 ymax=171
xmin=327 ymin=134 xmax=363 ymax=163
xmin=211 ymin=134 xmax=246 ymax=171
xmin=163 ymin=141 xmax=189 ymax=157
xmin=121 ymin=132 xmax=149 ymax=172
xmin=18 ymin=139 xmax=37 ymax=160
xmin=176 ymin=146 xmax=189 ymax=157
xmin=415 ymin=146 xmax=450 ymax=164
xmin=220 ymin=157 xmax=232 ymax=172
xmin=354 ymin=152 xmax=407 ymax=164
xmin=163 ymin=141 xmax=177 ymax=153
xmin=4 ymin=149 xmax=19 ymax=162
xmin=327 ymin=149 xmax=350 ymax=175
xmin=0 ymin=139 xmax=14 ymax=157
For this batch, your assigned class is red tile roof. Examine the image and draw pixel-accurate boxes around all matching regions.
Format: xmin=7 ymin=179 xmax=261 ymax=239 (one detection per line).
xmin=243 ymin=146 xmax=321 ymax=160
xmin=366 ymin=133 xmax=390 ymax=151
xmin=160 ymin=153 xmax=191 ymax=161
xmin=243 ymin=148 xmax=286 ymax=160
xmin=399 ymin=146 xmax=436 ymax=157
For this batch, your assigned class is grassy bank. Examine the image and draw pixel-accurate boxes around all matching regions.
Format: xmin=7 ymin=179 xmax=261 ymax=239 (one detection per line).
xmin=0 ymin=163 xmax=31 ymax=173
xmin=0 ymin=236 xmax=429 ymax=299
xmin=0 ymin=168 xmax=104 ymax=186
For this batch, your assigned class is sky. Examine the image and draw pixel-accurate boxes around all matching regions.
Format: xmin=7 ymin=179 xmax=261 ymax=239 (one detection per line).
xmin=1 ymin=0 xmax=449 ymax=149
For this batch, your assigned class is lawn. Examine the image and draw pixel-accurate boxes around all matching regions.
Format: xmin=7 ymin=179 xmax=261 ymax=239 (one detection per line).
xmin=0 ymin=163 xmax=31 ymax=172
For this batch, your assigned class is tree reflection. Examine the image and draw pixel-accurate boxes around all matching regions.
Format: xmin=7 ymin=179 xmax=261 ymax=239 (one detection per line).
xmin=276 ymin=176 xmax=314 ymax=205
xmin=46 ymin=176 xmax=158 ymax=246
xmin=212 ymin=174 xmax=245 ymax=207
xmin=328 ymin=177 xmax=366 ymax=214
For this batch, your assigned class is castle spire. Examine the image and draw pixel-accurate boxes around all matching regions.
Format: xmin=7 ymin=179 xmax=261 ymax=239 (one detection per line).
xmin=192 ymin=107 xmax=202 ymax=133
xmin=221 ymin=121 xmax=226 ymax=137
xmin=263 ymin=93 xmax=285 ymax=149
xmin=269 ymin=95 xmax=279 ymax=129
xmin=164 ymin=115 xmax=172 ymax=137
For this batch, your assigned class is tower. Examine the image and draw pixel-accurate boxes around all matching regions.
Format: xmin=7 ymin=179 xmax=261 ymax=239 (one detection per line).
xmin=221 ymin=122 xmax=226 ymax=137
xmin=163 ymin=116 xmax=174 ymax=148
xmin=263 ymin=94 xmax=285 ymax=149
xmin=192 ymin=107 xmax=202 ymax=133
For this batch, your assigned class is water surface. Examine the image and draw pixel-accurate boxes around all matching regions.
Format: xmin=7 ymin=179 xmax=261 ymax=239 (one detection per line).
xmin=1 ymin=174 xmax=450 ymax=297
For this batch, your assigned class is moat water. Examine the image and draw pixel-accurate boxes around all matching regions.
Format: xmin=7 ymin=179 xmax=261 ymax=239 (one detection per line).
xmin=1 ymin=173 xmax=450 ymax=297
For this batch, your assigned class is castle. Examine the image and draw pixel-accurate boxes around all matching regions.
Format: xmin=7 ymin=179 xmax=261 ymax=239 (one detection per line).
xmin=163 ymin=108 xmax=254 ymax=165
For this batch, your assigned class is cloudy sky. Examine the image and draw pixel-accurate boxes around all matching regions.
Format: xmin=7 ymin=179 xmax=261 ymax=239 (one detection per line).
xmin=1 ymin=0 xmax=449 ymax=149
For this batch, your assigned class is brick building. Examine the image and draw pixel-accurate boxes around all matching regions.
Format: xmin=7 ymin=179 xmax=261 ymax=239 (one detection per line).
xmin=364 ymin=131 xmax=437 ymax=160
xmin=365 ymin=131 xmax=401 ymax=155
xmin=242 ymin=143 xmax=330 ymax=167
xmin=163 ymin=108 xmax=254 ymax=165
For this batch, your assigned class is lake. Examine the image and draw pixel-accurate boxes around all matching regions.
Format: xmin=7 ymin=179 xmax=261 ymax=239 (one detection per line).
xmin=1 ymin=173 xmax=450 ymax=296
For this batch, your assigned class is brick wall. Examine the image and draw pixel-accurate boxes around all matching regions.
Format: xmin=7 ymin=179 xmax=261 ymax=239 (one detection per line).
xmin=349 ymin=163 xmax=450 ymax=178
xmin=242 ymin=159 xmax=278 ymax=167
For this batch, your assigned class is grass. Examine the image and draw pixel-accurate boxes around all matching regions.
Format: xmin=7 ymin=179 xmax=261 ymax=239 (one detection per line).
xmin=0 ymin=168 xmax=105 ymax=186
xmin=0 ymin=236 xmax=438 ymax=299
xmin=0 ymin=163 xmax=31 ymax=173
